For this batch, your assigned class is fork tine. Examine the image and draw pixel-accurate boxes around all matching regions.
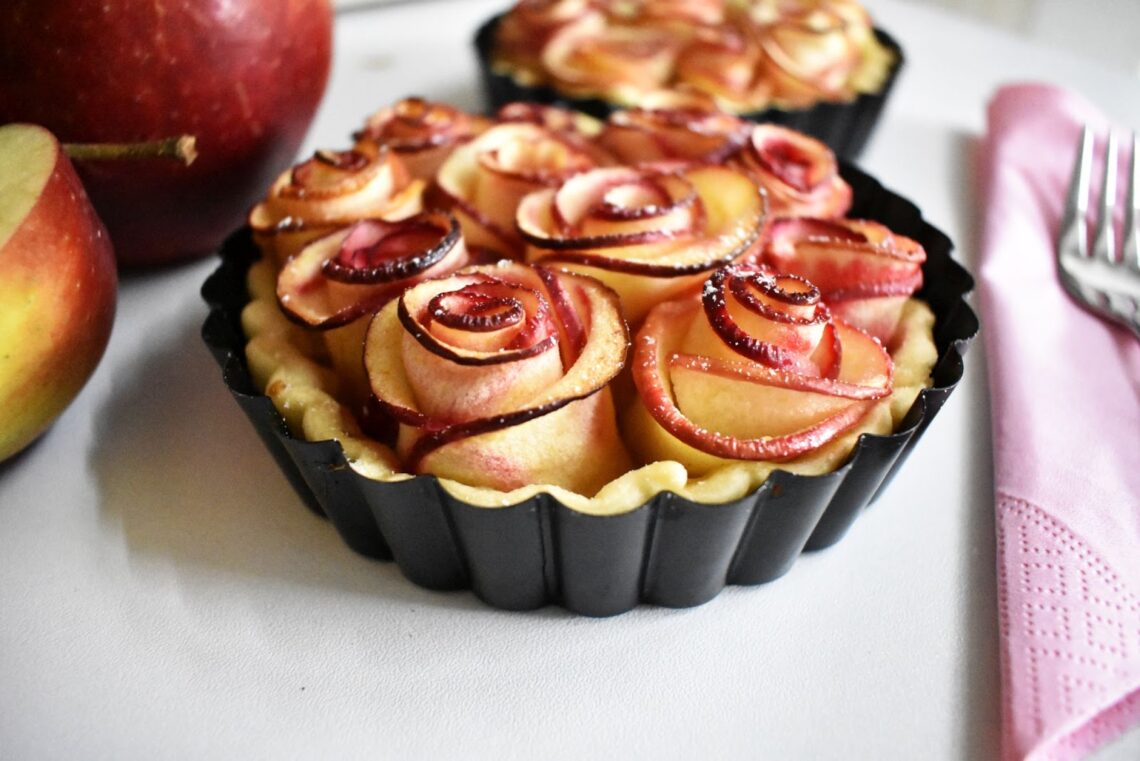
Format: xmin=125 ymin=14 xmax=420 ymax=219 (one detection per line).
xmin=1124 ymin=130 xmax=1139 ymax=273
xmin=1092 ymin=130 xmax=1119 ymax=263
xmin=1059 ymin=125 xmax=1094 ymax=259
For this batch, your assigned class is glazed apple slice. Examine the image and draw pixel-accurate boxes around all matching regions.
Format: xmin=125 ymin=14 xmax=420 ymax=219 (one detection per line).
xmin=518 ymin=162 xmax=767 ymax=322
xmin=762 ymin=216 xmax=926 ymax=344
xmin=364 ymin=260 xmax=631 ymax=493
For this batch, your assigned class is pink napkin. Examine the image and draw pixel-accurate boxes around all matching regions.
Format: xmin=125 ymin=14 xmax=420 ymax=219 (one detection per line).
xmin=978 ymin=82 xmax=1140 ymax=761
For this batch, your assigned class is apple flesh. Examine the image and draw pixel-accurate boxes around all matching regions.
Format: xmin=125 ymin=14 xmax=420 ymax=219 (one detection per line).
xmin=0 ymin=124 xmax=117 ymax=462
xmin=0 ymin=0 xmax=333 ymax=266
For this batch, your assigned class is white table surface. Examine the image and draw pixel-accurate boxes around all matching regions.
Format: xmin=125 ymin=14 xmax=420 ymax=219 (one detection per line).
xmin=2 ymin=1 xmax=1139 ymax=759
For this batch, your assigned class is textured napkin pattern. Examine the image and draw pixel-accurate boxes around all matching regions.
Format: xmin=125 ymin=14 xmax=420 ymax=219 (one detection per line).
xmin=979 ymin=83 xmax=1140 ymax=761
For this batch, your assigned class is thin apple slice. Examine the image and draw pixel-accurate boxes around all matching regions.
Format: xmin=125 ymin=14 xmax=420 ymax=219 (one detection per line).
xmin=597 ymin=102 xmax=752 ymax=165
xmin=432 ymin=122 xmax=608 ymax=257
xmin=519 ymin=163 xmax=767 ymax=322
xmin=353 ymin=97 xmax=490 ymax=180
xmin=275 ymin=210 xmax=469 ymax=329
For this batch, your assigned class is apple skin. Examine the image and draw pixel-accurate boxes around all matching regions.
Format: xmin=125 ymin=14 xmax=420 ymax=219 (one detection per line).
xmin=0 ymin=124 xmax=117 ymax=462
xmin=0 ymin=0 xmax=333 ymax=267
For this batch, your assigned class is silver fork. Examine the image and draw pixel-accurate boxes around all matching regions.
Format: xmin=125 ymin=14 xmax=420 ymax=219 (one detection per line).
xmin=1056 ymin=125 xmax=1140 ymax=339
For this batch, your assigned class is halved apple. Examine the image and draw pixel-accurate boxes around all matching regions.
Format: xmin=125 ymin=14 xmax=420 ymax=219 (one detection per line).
xmin=0 ymin=123 xmax=116 ymax=462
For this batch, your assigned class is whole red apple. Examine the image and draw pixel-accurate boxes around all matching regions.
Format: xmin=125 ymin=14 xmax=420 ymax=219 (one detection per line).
xmin=0 ymin=123 xmax=117 ymax=462
xmin=0 ymin=0 xmax=333 ymax=267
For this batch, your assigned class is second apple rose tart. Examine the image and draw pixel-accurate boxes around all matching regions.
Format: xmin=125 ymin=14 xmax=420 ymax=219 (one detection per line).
xmin=475 ymin=0 xmax=904 ymax=158
xmin=203 ymin=96 xmax=977 ymax=616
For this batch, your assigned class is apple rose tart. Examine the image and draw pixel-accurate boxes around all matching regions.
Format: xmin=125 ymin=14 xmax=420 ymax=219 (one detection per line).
xmin=248 ymin=145 xmax=423 ymax=264
xmin=517 ymin=162 xmax=767 ymax=323
xmin=205 ymin=96 xmax=974 ymax=616
xmin=761 ymin=216 xmax=925 ymax=346
xmin=363 ymin=260 xmax=631 ymax=494
xmin=353 ymin=97 xmax=490 ymax=181
xmin=433 ymin=121 xmax=611 ymax=258
xmin=479 ymin=0 xmax=902 ymax=159
xmin=626 ymin=262 xmax=895 ymax=477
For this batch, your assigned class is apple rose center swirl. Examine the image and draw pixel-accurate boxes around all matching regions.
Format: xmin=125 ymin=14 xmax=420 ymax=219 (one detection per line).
xmin=733 ymin=124 xmax=852 ymax=219
xmin=761 ymin=216 xmax=925 ymax=345
xmin=364 ymin=261 xmax=632 ymax=494
xmin=518 ymin=162 xmax=767 ymax=322
xmin=630 ymin=262 xmax=893 ymax=472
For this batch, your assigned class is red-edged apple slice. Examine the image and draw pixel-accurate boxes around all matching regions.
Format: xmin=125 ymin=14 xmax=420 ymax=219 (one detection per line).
xmin=633 ymin=298 xmax=891 ymax=462
xmin=519 ymin=163 xmax=766 ymax=275
xmin=276 ymin=210 xmax=468 ymax=329
xmin=432 ymin=122 xmax=605 ymax=256
xmin=597 ymin=104 xmax=753 ymax=165
xmin=353 ymin=97 xmax=490 ymax=180
xmin=763 ymin=216 xmax=926 ymax=342
xmin=249 ymin=145 xmax=424 ymax=261
xmin=541 ymin=14 xmax=681 ymax=95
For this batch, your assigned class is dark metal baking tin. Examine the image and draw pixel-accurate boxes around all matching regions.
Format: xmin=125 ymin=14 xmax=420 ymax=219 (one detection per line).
xmin=201 ymin=164 xmax=978 ymax=617
xmin=472 ymin=14 xmax=905 ymax=160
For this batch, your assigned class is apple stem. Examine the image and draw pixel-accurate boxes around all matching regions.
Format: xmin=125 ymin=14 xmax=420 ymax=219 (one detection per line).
xmin=63 ymin=136 xmax=198 ymax=166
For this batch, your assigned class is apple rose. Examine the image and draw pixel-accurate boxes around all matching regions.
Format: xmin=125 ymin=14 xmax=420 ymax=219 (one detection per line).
xmin=540 ymin=14 xmax=683 ymax=103
xmin=249 ymin=145 xmax=423 ymax=264
xmin=276 ymin=210 xmax=471 ymax=411
xmin=493 ymin=0 xmax=601 ymax=83
xmin=674 ymin=23 xmax=773 ymax=110
xmin=761 ymin=216 xmax=925 ymax=345
xmin=748 ymin=0 xmax=885 ymax=106
xmin=627 ymin=262 xmax=893 ymax=475
xmin=613 ymin=0 xmax=728 ymax=28
xmin=596 ymin=95 xmax=753 ymax=164
xmin=364 ymin=260 xmax=631 ymax=494
xmin=517 ymin=162 xmax=767 ymax=323
xmin=353 ymin=97 xmax=490 ymax=180
xmin=496 ymin=101 xmax=603 ymax=140
xmin=433 ymin=122 xmax=609 ymax=257
xmin=732 ymin=123 xmax=851 ymax=219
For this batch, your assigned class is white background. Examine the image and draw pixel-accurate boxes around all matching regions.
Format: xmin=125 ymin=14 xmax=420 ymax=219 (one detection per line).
xmin=2 ymin=1 xmax=1138 ymax=759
